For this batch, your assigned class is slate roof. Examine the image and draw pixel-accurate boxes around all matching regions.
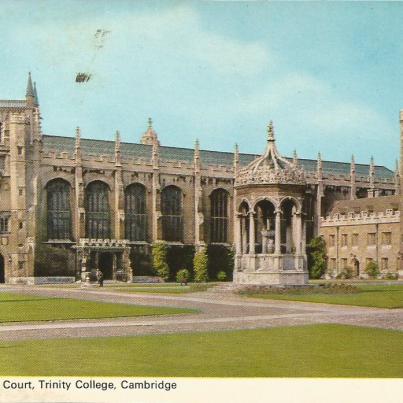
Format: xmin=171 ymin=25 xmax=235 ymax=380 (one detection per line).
xmin=42 ymin=134 xmax=394 ymax=179
xmin=331 ymin=195 xmax=400 ymax=214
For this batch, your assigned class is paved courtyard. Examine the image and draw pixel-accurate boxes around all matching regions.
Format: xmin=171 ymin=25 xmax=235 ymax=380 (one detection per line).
xmin=0 ymin=285 xmax=402 ymax=342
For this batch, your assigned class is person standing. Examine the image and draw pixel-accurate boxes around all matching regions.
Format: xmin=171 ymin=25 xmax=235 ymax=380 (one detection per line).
xmin=96 ymin=269 xmax=104 ymax=287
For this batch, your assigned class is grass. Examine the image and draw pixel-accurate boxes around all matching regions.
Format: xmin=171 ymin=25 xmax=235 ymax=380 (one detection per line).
xmin=0 ymin=324 xmax=402 ymax=377
xmin=0 ymin=292 xmax=194 ymax=323
xmin=241 ymin=284 xmax=403 ymax=308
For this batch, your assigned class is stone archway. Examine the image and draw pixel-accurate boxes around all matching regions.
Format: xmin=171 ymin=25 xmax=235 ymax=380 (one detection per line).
xmin=0 ymin=254 xmax=4 ymax=283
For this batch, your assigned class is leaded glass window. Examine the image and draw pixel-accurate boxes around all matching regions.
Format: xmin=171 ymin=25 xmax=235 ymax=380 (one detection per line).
xmin=47 ymin=179 xmax=71 ymax=240
xmin=86 ymin=181 xmax=111 ymax=239
xmin=125 ymin=183 xmax=147 ymax=241
xmin=161 ymin=185 xmax=183 ymax=242
xmin=210 ymin=189 xmax=229 ymax=243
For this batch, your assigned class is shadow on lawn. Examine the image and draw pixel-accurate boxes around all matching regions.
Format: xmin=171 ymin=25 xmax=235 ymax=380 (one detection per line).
xmin=0 ymin=298 xmax=56 ymax=303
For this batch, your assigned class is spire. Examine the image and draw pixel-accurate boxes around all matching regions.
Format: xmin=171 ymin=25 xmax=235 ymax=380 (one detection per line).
xmin=233 ymin=143 xmax=240 ymax=173
xmin=33 ymin=82 xmax=39 ymax=106
xmin=369 ymin=156 xmax=375 ymax=175
xmin=267 ymin=121 xmax=275 ymax=141
xmin=293 ymin=149 xmax=298 ymax=166
xmin=26 ymin=72 xmax=35 ymax=106
xmin=152 ymin=135 xmax=159 ymax=168
xmin=148 ymin=117 xmax=153 ymax=130
xmin=350 ymin=154 xmax=356 ymax=173
xmin=317 ymin=152 xmax=323 ymax=174
xmin=74 ymin=126 xmax=82 ymax=162
xmin=395 ymin=160 xmax=401 ymax=195
xmin=115 ymin=130 xmax=121 ymax=167
xmin=194 ymin=138 xmax=201 ymax=173
xmin=350 ymin=155 xmax=356 ymax=200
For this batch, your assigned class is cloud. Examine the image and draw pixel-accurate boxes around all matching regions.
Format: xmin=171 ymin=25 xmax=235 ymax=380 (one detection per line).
xmin=15 ymin=5 xmax=272 ymax=77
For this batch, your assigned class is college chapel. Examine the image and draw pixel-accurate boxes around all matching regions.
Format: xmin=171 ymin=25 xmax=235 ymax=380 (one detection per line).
xmin=0 ymin=74 xmax=401 ymax=284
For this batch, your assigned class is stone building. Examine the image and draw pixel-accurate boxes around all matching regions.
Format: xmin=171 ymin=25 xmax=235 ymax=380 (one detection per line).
xmin=0 ymin=74 xmax=400 ymax=284
xmin=320 ymin=196 xmax=401 ymax=278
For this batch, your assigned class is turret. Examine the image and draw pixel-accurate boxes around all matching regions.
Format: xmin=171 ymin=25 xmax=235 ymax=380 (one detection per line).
xmin=141 ymin=117 xmax=160 ymax=146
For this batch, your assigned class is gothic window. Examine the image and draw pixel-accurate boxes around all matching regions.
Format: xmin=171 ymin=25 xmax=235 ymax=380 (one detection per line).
xmin=125 ymin=183 xmax=147 ymax=241
xmin=161 ymin=185 xmax=183 ymax=242
xmin=86 ymin=181 xmax=111 ymax=239
xmin=0 ymin=213 xmax=10 ymax=234
xmin=210 ymin=189 xmax=229 ymax=243
xmin=47 ymin=179 xmax=71 ymax=240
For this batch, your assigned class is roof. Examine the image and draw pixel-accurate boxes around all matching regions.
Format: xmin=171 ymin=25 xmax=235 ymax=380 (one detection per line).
xmin=42 ymin=134 xmax=395 ymax=179
xmin=331 ymin=195 xmax=401 ymax=214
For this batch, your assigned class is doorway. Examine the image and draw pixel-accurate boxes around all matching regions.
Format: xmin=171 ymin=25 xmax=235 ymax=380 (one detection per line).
xmin=98 ymin=252 xmax=113 ymax=280
xmin=0 ymin=254 xmax=4 ymax=283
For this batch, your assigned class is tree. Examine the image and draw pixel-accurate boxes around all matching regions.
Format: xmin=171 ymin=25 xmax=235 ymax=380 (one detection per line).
xmin=151 ymin=242 xmax=169 ymax=281
xmin=365 ymin=261 xmax=380 ymax=279
xmin=193 ymin=248 xmax=208 ymax=282
xmin=307 ymin=236 xmax=327 ymax=279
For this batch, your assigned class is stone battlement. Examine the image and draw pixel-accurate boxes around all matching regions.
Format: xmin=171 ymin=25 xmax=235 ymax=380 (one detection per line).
xmin=321 ymin=209 xmax=400 ymax=226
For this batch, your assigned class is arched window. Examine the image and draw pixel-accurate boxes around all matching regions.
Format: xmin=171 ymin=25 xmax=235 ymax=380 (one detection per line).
xmin=161 ymin=185 xmax=183 ymax=242
xmin=47 ymin=179 xmax=71 ymax=240
xmin=125 ymin=184 xmax=147 ymax=241
xmin=210 ymin=189 xmax=229 ymax=243
xmin=85 ymin=181 xmax=110 ymax=239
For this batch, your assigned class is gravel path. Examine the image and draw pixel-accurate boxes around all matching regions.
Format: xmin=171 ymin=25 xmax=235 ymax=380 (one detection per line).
xmin=0 ymin=285 xmax=402 ymax=341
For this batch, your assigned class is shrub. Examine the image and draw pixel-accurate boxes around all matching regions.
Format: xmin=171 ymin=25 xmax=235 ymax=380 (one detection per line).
xmin=193 ymin=248 xmax=208 ymax=283
xmin=151 ymin=242 xmax=169 ymax=281
xmin=166 ymin=245 xmax=195 ymax=281
xmin=385 ymin=272 xmax=398 ymax=280
xmin=342 ymin=267 xmax=354 ymax=279
xmin=207 ymin=244 xmax=234 ymax=281
xmin=176 ymin=269 xmax=190 ymax=285
xmin=307 ymin=236 xmax=327 ymax=279
xmin=217 ymin=271 xmax=227 ymax=281
xmin=365 ymin=261 xmax=380 ymax=279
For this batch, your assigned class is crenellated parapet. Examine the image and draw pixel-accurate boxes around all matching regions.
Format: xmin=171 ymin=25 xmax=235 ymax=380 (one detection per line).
xmin=321 ymin=209 xmax=400 ymax=227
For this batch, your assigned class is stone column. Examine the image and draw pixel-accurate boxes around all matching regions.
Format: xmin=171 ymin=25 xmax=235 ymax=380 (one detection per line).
xmin=295 ymin=213 xmax=302 ymax=255
xmin=275 ymin=210 xmax=281 ymax=254
xmin=248 ymin=210 xmax=255 ymax=254
xmin=234 ymin=213 xmax=242 ymax=255
xmin=242 ymin=215 xmax=248 ymax=254
xmin=112 ymin=253 xmax=117 ymax=280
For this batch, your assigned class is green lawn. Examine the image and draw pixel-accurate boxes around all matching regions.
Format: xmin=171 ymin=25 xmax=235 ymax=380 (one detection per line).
xmin=243 ymin=285 xmax=403 ymax=308
xmin=0 ymin=292 xmax=194 ymax=323
xmin=1 ymin=325 xmax=402 ymax=377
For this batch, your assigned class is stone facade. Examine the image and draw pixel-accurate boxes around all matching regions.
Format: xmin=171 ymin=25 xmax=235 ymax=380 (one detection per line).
xmin=0 ymin=75 xmax=400 ymax=283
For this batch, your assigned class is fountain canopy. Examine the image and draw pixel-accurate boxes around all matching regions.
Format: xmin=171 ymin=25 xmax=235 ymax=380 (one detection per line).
xmin=235 ymin=121 xmax=305 ymax=187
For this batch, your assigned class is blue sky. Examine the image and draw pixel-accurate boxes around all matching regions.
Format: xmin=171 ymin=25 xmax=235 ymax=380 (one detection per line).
xmin=0 ymin=1 xmax=402 ymax=169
